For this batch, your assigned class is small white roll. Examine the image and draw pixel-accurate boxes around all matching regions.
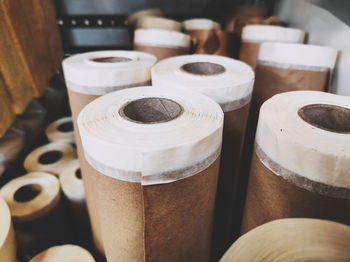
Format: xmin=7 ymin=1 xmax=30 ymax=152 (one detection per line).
xmin=134 ymin=28 xmax=191 ymax=48
xmin=29 ymin=244 xmax=95 ymax=262
xmin=62 ymin=50 xmax=157 ymax=95
xmin=0 ymin=172 xmax=60 ymax=223
xmin=0 ymin=197 xmax=16 ymax=262
xmin=59 ymin=159 xmax=84 ymax=202
xmin=256 ymin=91 xmax=350 ymax=189
xmin=78 ymin=86 xmax=223 ymax=185
xmin=152 ymin=55 xmax=255 ymax=112
xmin=258 ymin=42 xmax=338 ymax=70
xmin=126 ymin=8 xmax=163 ymax=26
xmin=241 ymin=25 xmax=305 ymax=43
xmin=136 ymin=16 xmax=181 ymax=31
xmin=182 ymin=18 xmax=221 ymax=31
xmin=45 ymin=116 xmax=75 ymax=143
xmin=24 ymin=142 xmax=77 ymax=176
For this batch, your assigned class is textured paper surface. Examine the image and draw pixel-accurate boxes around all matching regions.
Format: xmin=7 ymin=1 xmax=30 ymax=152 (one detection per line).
xmin=134 ymin=44 xmax=189 ymax=61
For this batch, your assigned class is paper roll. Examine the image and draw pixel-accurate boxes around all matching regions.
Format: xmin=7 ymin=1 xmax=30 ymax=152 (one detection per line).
xmin=242 ymin=91 xmax=350 ymax=234
xmin=152 ymin=54 xmax=254 ymax=256
xmin=78 ymin=86 xmax=223 ymax=261
xmin=239 ymin=25 xmax=305 ymax=69
xmin=46 ymin=117 xmax=75 ymax=144
xmin=126 ymin=8 xmax=163 ymax=26
xmin=24 ymin=142 xmax=77 ymax=176
xmin=222 ymin=218 xmax=350 ymax=262
xmin=134 ymin=29 xmax=191 ymax=60
xmin=182 ymin=18 xmax=221 ymax=31
xmin=29 ymin=244 xmax=95 ymax=262
xmin=0 ymin=197 xmax=17 ymax=262
xmin=63 ymin=50 xmax=156 ymax=255
xmin=136 ymin=16 xmax=181 ymax=31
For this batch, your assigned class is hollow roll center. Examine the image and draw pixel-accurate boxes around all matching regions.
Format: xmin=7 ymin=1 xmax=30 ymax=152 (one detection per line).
xmin=181 ymin=62 xmax=226 ymax=76
xmin=298 ymin=104 xmax=350 ymax=134
xmin=14 ymin=184 xmax=42 ymax=202
xmin=90 ymin=56 xmax=133 ymax=63
xmin=75 ymin=168 xmax=82 ymax=179
xmin=39 ymin=150 xmax=63 ymax=164
xmin=58 ymin=122 xmax=74 ymax=132
xmin=120 ymin=97 xmax=183 ymax=124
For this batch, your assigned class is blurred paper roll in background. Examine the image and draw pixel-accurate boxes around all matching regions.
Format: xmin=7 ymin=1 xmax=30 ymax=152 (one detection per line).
xmin=78 ymin=86 xmax=223 ymax=262
xmin=136 ymin=16 xmax=181 ymax=31
xmin=152 ymin=55 xmax=254 ymax=258
xmin=239 ymin=25 xmax=305 ymax=69
xmin=0 ymin=197 xmax=16 ymax=262
xmin=29 ymin=245 xmax=95 ymax=262
xmin=24 ymin=142 xmax=76 ymax=176
xmin=0 ymin=172 xmax=68 ymax=255
xmin=126 ymin=8 xmax=163 ymax=27
xmin=134 ymin=29 xmax=191 ymax=60
xmin=242 ymin=91 xmax=350 ymax=234
xmin=222 ymin=219 xmax=350 ymax=262
xmin=182 ymin=18 xmax=221 ymax=31
xmin=46 ymin=117 xmax=75 ymax=144
xmin=63 ymin=50 xmax=156 ymax=255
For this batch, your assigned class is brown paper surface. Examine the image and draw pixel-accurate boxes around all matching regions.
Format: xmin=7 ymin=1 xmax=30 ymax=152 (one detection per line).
xmin=134 ymin=44 xmax=189 ymax=61
xmin=239 ymin=42 xmax=260 ymax=70
xmin=241 ymin=150 xmax=350 ymax=234
xmin=0 ymin=76 xmax=15 ymax=137
xmin=188 ymin=30 xmax=236 ymax=58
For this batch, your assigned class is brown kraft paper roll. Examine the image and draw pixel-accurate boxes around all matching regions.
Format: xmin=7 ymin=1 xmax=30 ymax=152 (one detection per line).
xmin=241 ymin=91 xmax=350 ymax=234
xmin=63 ymin=50 xmax=156 ymax=255
xmin=77 ymin=87 xmax=223 ymax=261
xmin=134 ymin=44 xmax=189 ymax=61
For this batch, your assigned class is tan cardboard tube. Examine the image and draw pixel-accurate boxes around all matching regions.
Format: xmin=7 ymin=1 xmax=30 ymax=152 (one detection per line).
xmin=134 ymin=29 xmax=191 ymax=61
xmin=222 ymin=218 xmax=350 ymax=262
xmin=241 ymin=91 xmax=350 ymax=234
xmin=136 ymin=16 xmax=181 ymax=31
xmin=77 ymin=86 xmax=224 ymax=262
xmin=0 ymin=197 xmax=17 ymax=262
xmin=63 ymin=50 xmax=156 ymax=255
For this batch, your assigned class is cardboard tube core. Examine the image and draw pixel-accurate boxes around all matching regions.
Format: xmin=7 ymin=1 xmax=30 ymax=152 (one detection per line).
xmin=181 ymin=62 xmax=225 ymax=76
xmin=14 ymin=184 xmax=42 ymax=202
xmin=298 ymin=104 xmax=350 ymax=134
xmin=75 ymin=168 xmax=82 ymax=179
xmin=57 ymin=122 xmax=74 ymax=132
xmin=120 ymin=97 xmax=183 ymax=124
xmin=90 ymin=56 xmax=133 ymax=63
xmin=39 ymin=150 xmax=63 ymax=164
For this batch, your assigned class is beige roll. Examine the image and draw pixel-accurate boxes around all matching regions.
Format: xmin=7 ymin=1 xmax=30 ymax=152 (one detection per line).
xmin=182 ymin=18 xmax=221 ymax=31
xmin=221 ymin=218 xmax=350 ymax=262
xmin=0 ymin=172 xmax=67 ymax=255
xmin=136 ymin=16 xmax=181 ymax=31
xmin=23 ymin=142 xmax=77 ymax=176
xmin=134 ymin=29 xmax=191 ymax=60
xmin=63 ymin=50 xmax=156 ymax=255
xmin=45 ymin=116 xmax=75 ymax=144
xmin=0 ymin=197 xmax=17 ymax=262
xmin=30 ymin=244 xmax=95 ymax=262
xmin=126 ymin=8 xmax=163 ymax=27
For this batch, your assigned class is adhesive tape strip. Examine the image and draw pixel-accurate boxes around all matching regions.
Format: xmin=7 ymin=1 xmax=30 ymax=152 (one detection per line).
xmin=152 ymin=55 xmax=255 ymax=112
xmin=0 ymin=172 xmax=60 ymax=223
xmin=78 ymin=86 xmax=223 ymax=185
xmin=0 ymin=197 xmax=17 ymax=262
xmin=220 ymin=218 xmax=350 ymax=262
xmin=136 ymin=16 xmax=181 ymax=31
xmin=127 ymin=8 xmax=163 ymax=26
xmin=29 ymin=244 xmax=95 ymax=262
xmin=258 ymin=42 xmax=338 ymax=70
xmin=256 ymin=91 xmax=350 ymax=190
xmin=182 ymin=18 xmax=221 ymax=31
xmin=45 ymin=117 xmax=75 ymax=143
xmin=24 ymin=142 xmax=77 ymax=176
xmin=241 ymin=25 xmax=305 ymax=43
xmin=59 ymin=159 xmax=84 ymax=202
xmin=62 ymin=50 xmax=157 ymax=95
xmin=134 ymin=28 xmax=191 ymax=49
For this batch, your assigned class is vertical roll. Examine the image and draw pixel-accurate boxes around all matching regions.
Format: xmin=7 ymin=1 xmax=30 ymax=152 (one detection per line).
xmin=63 ymin=50 xmax=156 ymax=255
xmin=0 ymin=172 xmax=68 ymax=256
xmin=182 ymin=18 xmax=221 ymax=31
xmin=134 ymin=29 xmax=191 ymax=60
xmin=78 ymin=86 xmax=223 ymax=262
xmin=136 ymin=16 xmax=181 ymax=31
xmin=152 ymin=55 xmax=254 ymax=257
xmin=222 ymin=218 xmax=350 ymax=262
xmin=239 ymin=25 xmax=305 ymax=69
xmin=126 ymin=8 xmax=163 ymax=27
xmin=46 ymin=117 xmax=75 ymax=144
xmin=0 ymin=197 xmax=16 ymax=262
xmin=29 ymin=245 xmax=95 ymax=262
xmin=242 ymin=91 xmax=350 ymax=234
